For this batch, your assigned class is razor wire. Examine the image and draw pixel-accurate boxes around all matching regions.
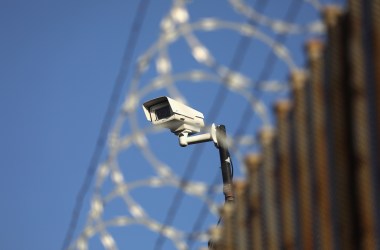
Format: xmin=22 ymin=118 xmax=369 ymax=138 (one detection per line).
xmin=66 ymin=0 xmax=337 ymax=249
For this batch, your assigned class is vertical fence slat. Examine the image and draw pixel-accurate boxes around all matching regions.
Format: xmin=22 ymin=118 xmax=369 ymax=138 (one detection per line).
xmin=291 ymin=70 xmax=315 ymax=250
xmin=323 ymin=6 xmax=358 ymax=250
xmin=373 ymin=0 xmax=380 ymax=144
xmin=274 ymin=100 xmax=297 ymax=250
xmin=306 ymin=39 xmax=336 ymax=250
xmin=369 ymin=0 xmax=380 ymax=233
xmin=220 ymin=203 xmax=235 ymax=250
xmin=233 ymin=181 xmax=248 ymax=250
xmin=245 ymin=154 xmax=263 ymax=250
xmin=348 ymin=0 xmax=378 ymax=249
xmin=259 ymin=129 xmax=280 ymax=250
xmin=371 ymin=0 xmax=380 ymax=240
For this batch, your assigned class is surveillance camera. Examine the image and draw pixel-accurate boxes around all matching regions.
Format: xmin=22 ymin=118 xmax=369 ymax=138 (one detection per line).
xmin=142 ymin=96 xmax=205 ymax=135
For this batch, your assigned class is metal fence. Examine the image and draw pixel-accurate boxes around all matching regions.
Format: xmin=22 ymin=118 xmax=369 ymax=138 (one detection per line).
xmin=209 ymin=0 xmax=380 ymax=249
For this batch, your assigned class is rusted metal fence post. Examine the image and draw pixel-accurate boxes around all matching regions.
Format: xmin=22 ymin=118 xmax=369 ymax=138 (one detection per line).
xmin=306 ymin=39 xmax=336 ymax=250
xmin=348 ymin=0 xmax=379 ymax=248
xmin=259 ymin=128 xmax=280 ymax=250
xmin=233 ymin=181 xmax=248 ymax=250
xmin=367 ymin=0 xmax=380 ymax=230
xmin=274 ymin=100 xmax=297 ymax=250
xmin=244 ymin=154 xmax=263 ymax=250
xmin=370 ymin=0 xmax=380 ymax=240
xmin=372 ymin=0 xmax=380 ymax=145
xmin=323 ymin=6 xmax=357 ymax=250
xmin=216 ymin=203 xmax=235 ymax=250
xmin=291 ymin=70 xmax=315 ymax=250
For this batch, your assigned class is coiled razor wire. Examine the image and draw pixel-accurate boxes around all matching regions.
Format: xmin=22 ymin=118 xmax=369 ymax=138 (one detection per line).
xmin=67 ymin=0 xmax=336 ymax=249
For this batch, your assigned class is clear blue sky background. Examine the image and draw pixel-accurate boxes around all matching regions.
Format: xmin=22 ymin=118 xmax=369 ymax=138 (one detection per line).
xmin=0 ymin=0 xmax=341 ymax=249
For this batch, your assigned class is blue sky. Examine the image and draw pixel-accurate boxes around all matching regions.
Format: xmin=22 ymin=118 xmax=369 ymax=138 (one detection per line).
xmin=0 ymin=0 xmax=340 ymax=249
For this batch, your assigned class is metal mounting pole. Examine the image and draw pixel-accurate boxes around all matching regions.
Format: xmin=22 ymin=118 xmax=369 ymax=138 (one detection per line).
xmin=216 ymin=125 xmax=234 ymax=203
xmin=208 ymin=125 xmax=234 ymax=249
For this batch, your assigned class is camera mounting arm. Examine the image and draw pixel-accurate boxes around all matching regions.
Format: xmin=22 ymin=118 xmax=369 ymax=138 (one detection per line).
xmin=178 ymin=124 xmax=218 ymax=147
xmin=177 ymin=124 xmax=234 ymax=203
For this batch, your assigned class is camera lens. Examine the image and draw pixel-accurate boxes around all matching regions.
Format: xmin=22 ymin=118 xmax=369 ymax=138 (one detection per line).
xmin=155 ymin=106 xmax=172 ymax=120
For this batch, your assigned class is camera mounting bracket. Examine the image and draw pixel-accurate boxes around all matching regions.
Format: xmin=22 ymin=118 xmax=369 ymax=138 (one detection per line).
xmin=178 ymin=124 xmax=218 ymax=147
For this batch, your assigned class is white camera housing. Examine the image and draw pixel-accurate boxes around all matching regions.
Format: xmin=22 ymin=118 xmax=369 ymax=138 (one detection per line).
xmin=142 ymin=96 xmax=205 ymax=135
